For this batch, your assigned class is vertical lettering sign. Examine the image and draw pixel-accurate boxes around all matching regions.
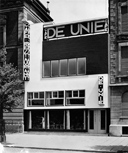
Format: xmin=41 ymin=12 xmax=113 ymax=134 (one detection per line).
xmin=98 ymin=76 xmax=104 ymax=105
xmin=23 ymin=23 xmax=30 ymax=81
xmin=43 ymin=18 xmax=108 ymax=40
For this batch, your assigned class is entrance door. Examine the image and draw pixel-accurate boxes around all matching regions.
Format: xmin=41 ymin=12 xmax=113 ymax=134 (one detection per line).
xmin=88 ymin=109 xmax=106 ymax=134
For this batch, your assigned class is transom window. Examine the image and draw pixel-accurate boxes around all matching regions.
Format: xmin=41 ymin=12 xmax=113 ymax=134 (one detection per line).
xmin=43 ymin=57 xmax=86 ymax=78
xmin=28 ymin=92 xmax=44 ymax=106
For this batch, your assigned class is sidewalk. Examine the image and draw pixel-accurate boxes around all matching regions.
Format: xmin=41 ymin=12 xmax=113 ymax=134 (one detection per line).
xmin=3 ymin=132 xmax=128 ymax=152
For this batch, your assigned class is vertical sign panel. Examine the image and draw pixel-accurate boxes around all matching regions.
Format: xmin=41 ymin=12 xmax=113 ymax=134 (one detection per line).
xmin=23 ymin=23 xmax=30 ymax=81
xmin=98 ymin=76 xmax=104 ymax=105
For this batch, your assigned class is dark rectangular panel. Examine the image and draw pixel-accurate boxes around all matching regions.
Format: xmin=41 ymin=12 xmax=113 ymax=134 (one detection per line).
xmin=43 ymin=33 xmax=108 ymax=75
xmin=6 ymin=48 xmax=18 ymax=67
xmin=6 ymin=11 xmax=18 ymax=46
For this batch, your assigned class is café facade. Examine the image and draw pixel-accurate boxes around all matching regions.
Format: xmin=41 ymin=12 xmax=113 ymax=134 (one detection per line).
xmin=24 ymin=18 xmax=110 ymax=134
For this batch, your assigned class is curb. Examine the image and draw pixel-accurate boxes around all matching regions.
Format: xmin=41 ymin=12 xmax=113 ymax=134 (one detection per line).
xmin=3 ymin=145 xmax=117 ymax=153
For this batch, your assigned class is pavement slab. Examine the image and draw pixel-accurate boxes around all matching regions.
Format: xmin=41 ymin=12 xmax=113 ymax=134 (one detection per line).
xmin=3 ymin=132 xmax=128 ymax=153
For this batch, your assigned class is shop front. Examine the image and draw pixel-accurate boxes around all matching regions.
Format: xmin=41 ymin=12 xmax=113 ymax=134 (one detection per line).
xmin=24 ymin=108 xmax=109 ymax=133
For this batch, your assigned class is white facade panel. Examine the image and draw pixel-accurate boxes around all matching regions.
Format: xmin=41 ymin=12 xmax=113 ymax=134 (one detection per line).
xmin=24 ymin=23 xmax=109 ymax=109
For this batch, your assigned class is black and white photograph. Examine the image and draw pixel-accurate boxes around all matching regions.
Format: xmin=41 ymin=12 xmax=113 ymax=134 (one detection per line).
xmin=0 ymin=0 xmax=128 ymax=152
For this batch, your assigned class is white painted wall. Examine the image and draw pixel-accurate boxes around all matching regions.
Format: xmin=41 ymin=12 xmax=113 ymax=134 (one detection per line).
xmin=24 ymin=23 xmax=110 ymax=109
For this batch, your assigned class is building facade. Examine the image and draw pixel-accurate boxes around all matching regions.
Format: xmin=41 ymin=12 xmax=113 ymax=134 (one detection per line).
xmin=0 ymin=0 xmax=53 ymax=132
xmin=109 ymin=0 xmax=128 ymax=136
xmin=24 ymin=18 xmax=110 ymax=134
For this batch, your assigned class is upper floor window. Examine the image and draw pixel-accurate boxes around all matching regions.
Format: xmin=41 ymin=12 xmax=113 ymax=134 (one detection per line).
xmin=122 ymin=91 xmax=128 ymax=116
xmin=51 ymin=60 xmax=59 ymax=77
xmin=118 ymin=42 xmax=128 ymax=75
xmin=0 ymin=26 xmax=6 ymax=48
xmin=66 ymin=90 xmax=85 ymax=105
xmin=43 ymin=57 xmax=86 ymax=78
xmin=120 ymin=2 xmax=128 ymax=33
xmin=28 ymin=92 xmax=44 ymax=106
xmin=46 ymin=91 xmax=64 ymax=106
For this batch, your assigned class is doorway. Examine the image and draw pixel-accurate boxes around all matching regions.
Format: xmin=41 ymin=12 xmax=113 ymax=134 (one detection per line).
xmin=88 ymin=109 xmax=106 ymax=134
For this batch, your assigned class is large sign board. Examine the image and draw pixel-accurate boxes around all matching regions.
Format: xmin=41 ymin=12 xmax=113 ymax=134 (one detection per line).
xmin=43 ymin=18 xmax=108 ymax=41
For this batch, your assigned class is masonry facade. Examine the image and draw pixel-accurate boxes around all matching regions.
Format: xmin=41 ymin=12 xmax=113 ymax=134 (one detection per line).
xmin=0 ymin=0 xmax=53 ymax=132
xmin=109 ymin=0 xmax=128 ymax=136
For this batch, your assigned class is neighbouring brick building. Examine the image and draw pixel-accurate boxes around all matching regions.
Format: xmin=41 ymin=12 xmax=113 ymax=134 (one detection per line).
xmin=0 ymin=0 xmax=53 ymax=132
xmin=109 ymin=0 xmax=128 ymax=136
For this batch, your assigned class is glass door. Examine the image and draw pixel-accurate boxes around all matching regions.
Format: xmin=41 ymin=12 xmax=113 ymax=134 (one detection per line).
xmin=88 ymin=109 xmax=106 ymax=134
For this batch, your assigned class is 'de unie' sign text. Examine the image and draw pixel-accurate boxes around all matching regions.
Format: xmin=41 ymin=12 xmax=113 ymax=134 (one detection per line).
xmin=43 ymin=18 xmax=108 ymax=40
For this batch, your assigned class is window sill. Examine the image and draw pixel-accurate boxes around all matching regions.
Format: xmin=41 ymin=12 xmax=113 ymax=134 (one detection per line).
xmin=120 ymin=116 xmax=128 ymax=119
xmin=116 ymin=75 xmax=128 ymax=78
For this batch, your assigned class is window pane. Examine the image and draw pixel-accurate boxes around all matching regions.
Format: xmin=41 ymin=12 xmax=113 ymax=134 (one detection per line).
xmin=79 ymin=90 xmax=85 ymax=97
xmin=66 ymin=91 xmax=72 ymax=97
xmin=32 ymin=100 xmax=44 ymax=105
xmin=46 ymin=92 xmax=52 ymax=98
xmin=73 ymin=91 xmax=78 ymax=97
xmin=39 ymin=92 xmax=44 ymax=98
xmin=60 ymin=59 xmax=68 ymax=76
xmin=122 ymin=92 xmax=128 ymax=103
xmin=28 ymin=100 xmax=31 ymax=105
xmin=43 ymin=61 xmax=51 ymax=77
xmin=101 ymin=110 xmax=105 ymax=130
xmin=53 ymin=91 xmax=58 ymax=98
xmin=121 ymin=46 xmax=128 ymax=75
xmin=121 ymin=6 xmax=128 ymax=33
xmin=0 ymin=27 xmax=3 ymax=46
xmin=78 ymin=58 xmax=86 ymax=75
xmin=47 ymin=99 xmax=63 ymax=106
xmin=51 ymin=60 xmax=59 ymax=77
xmin=89 ymin=110 xmax=94 ymax=129
xmin=67 ymin=99 xmax=84 ymax=105
xmin=58 ymin=91 xmax=64 ymax=98
xmin=69 ymin=58 xmax=76 ymax=75
xmin=121 ymin=46 xmax=128 ymax=59
xmin=34 ymin=92 xmax=38 ymax=98
xmin=28 ymin=92 xmax=33 ymax=99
